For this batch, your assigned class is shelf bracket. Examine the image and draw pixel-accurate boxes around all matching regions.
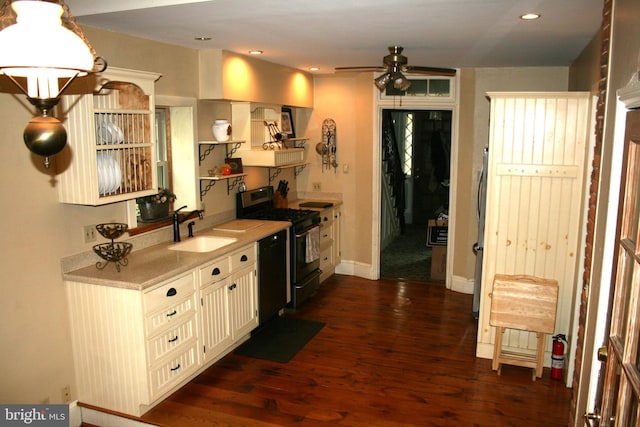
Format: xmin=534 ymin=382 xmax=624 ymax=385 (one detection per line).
xmin=226 ymin=176 xmax=244 ymax=194
xmin=228 ymin=142 xmax=242 ymax=157
xmin=199 ymin=145 xmax=216 ymax=164
xmin=268 ymin=167 xmax=283 ymax=183
xmin=200 ymin=180 xmax=216 ymax=199
xmin=294 ymin=164 xmax=307 ymax=177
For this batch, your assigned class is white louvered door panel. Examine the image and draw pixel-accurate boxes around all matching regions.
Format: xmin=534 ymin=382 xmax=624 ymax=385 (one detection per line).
xmin=229 ymin=265 xmax=258 ymax=340
xmin=200 ymin=277 xmax=233 ymax=363
xmin=477 ymin=92 xmax=592 ymax=368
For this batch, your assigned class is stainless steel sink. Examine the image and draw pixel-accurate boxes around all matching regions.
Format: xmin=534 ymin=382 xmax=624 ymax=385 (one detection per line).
xmin=168 ymin=236 xmax=237 ymax=253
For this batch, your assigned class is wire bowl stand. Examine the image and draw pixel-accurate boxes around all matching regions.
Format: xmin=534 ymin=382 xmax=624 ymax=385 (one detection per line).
xmin=93 ymin=223 xmax=133 ymax=272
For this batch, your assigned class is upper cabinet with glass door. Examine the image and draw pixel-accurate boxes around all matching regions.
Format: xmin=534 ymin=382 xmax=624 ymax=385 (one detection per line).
xmin=57 ymin=67 xmax=161 ymax=205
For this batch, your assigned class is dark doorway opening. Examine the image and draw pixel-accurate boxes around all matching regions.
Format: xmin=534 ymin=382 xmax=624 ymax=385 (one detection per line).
xmin=380 ymin=109 xmax=452 ymax=281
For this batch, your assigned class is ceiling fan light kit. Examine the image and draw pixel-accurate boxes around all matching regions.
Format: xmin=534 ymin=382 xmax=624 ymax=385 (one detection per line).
xmin=336 ymin=45 xmax=456 ymax=92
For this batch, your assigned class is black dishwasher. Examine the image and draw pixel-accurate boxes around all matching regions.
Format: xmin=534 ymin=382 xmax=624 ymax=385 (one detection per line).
xmin=258 ymin=229 xmax=288 ymax=324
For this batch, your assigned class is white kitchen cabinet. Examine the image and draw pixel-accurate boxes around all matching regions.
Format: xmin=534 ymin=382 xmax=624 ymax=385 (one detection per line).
xmin=476 ymin=92 xmax=593 ymax=375
xmin=200 ymin=276 xmax=232 ymax=363
xmin=57 ymin=67 xmax=161 ymax=205
xmin=67 ymin=242 xmax=258 ymax=417
xmin=66 ymin=270 xmax=199 ymax=416
xmin=199 ymin=243 xmax=258 ymax=364
xmin=227 ymin=244 xmax=259 ymax=337
xmin=318 ymin=205 xmax=342 ymax=283
xmin=228 ymin=265 xmax=258 ymax=338
xmin=333 ymin=205 xmax=342 ymax=266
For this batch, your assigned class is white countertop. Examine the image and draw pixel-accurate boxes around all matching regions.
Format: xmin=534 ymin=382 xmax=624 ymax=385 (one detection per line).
xmin=63 ymin=220 xmax=290 ymax=291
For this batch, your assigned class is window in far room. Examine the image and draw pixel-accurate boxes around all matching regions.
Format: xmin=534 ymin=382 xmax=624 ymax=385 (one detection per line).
xmin=155 ymin=107 xmax=172 ymax=190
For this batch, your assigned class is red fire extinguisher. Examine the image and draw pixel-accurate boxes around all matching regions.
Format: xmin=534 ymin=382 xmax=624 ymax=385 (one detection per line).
xmin=551 ymin=334 xmax=567 ymax=380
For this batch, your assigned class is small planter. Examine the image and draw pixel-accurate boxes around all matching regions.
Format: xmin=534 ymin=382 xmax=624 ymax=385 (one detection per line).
xmin=138 ymin=201 xmax=170 ymax=221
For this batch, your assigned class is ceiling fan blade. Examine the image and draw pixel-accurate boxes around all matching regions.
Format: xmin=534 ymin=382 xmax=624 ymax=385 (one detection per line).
xmin=335 ymin=66 xmax=385 ymax=72
xmin=404 ymin=65 xmax=456 ymax=76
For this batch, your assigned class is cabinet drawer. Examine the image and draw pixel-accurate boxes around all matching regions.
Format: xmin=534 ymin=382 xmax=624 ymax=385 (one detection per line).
xmin=145 ymin=296 xmax=196 ymax=336
xmin=229 ymin=244 xmax=256 ymax=271
xmin=320 ymin=246 xmax=333 ymax=271
xmin=149 ymin=343 xmax=199 ymax=399
xmin=320 ymin=223 xmax=333 ymax=245
xmin=199 ymin=258 xmax=231 ymax=287
xmin=146 ymin=315 xmax=197 ymax=366
xmin=144 ymin=272 xmax=195 ymax=314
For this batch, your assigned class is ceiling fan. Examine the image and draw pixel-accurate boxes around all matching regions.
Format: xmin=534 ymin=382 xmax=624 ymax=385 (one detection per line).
xmin=335 ymin=46 xmax=456 ymax=92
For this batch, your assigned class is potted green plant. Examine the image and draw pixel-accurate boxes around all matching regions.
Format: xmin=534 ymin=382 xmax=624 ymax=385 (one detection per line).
xmin=136 ymin=188 xmax=176 ymax=221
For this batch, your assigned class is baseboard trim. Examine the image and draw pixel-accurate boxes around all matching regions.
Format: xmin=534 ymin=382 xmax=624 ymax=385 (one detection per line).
xmin=79 ymin=404 xmax=158 ymax=427
xmin=450 ymin=275 xmax=474 ymax=294
xmin=335 ymin=261 xmax=376 ymax=280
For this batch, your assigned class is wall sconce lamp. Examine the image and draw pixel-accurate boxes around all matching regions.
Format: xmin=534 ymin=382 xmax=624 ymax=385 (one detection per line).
xmin=0 ymin=0 xmax=106 ymax=168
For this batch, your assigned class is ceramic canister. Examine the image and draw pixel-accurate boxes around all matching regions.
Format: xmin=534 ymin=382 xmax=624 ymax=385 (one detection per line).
xmin=212 ymin=119 xmax=231 ymax=142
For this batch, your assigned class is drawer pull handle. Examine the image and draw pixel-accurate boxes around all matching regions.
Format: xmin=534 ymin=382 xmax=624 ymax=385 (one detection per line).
xmin=166 ymin=288 xmax=177 ymax=297
xmin=240 ymin=255 xmax=248 ymax=262
xmin=211 ymin=267 xmax=221 ymax=276
xmin=170 ymin=364 xmax=181 ymax=372
xmin=228 ymin=283 xmax=237 ymax=291
xmin=166 ymin=310 xmax=177 ymax=317
xmin=168 ymin=336 xmax=179 ymax=343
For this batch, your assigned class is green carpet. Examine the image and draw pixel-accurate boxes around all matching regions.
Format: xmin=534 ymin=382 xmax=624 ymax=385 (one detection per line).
xmin=381 ymin=223 xmax=433 ymax=281
xmin=235 ymin=317 xmax=325 ymax=363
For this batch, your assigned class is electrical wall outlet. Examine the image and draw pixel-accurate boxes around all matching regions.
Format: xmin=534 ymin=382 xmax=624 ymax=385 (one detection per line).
xmin=62 ymin=385 xmax=71 ymax=404
xmin=83 ymin=225 xmax=96 ymax=243
xmin=312 ymin=182 xmax=321 ymax=192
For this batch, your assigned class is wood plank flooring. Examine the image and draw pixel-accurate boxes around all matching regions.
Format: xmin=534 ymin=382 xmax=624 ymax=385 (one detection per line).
xmin=142 ymin=275 xmax=572 ymax=426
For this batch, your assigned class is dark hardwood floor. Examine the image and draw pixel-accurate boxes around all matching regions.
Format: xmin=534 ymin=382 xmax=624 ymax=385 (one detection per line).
xmin=142 ymin=275 xmax=572 ymax=426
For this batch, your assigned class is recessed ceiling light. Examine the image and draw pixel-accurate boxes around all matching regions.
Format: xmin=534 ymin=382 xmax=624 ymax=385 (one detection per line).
xmin=194 ymin=36 xmax=212 ymax=41
xmin=248 ymin=50 xmax=263 ymax=55
xmin=308 ymin=67 xmax=320 ymax=71
xmin=520 ymin=13 xmax=541 ymax=20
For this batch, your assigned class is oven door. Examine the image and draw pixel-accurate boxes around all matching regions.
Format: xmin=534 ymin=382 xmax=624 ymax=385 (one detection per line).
xmin=293 ymin=224 xmax=321 ymax=284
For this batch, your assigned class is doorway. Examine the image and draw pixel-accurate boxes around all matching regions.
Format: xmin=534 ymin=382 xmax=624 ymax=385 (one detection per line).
xmin=380 ymin=109 xmax=452 ymax=281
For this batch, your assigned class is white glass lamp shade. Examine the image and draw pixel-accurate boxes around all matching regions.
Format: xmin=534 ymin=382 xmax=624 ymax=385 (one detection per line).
xmin=392 ymin=73 xmax=411 ymax=91
xmin=0 ymin=1 xmax=94 ymax=99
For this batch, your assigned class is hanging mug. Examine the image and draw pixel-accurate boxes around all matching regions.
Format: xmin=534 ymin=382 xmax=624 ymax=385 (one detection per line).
xmin=212 ymin=119 xmax=231 ymax=142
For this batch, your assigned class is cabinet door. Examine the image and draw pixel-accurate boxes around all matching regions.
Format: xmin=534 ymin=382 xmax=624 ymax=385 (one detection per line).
xmin=229 ymin=265 xmax=258 ymax=339
xmin=333 ymin=206 xmax=341 ymax=265
xmin=200 ymin=278 xmax=232 ymax=363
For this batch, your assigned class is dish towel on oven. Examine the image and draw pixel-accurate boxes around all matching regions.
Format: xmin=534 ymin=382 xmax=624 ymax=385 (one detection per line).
xmin=305 ymin=227 xmax=320 ymax=263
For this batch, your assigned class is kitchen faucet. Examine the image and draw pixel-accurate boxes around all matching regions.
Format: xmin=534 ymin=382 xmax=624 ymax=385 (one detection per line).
xmin=172 ymin=205 xmax=203 ymax=242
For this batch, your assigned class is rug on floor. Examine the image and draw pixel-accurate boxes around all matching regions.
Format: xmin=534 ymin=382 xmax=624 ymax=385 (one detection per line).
xmin=235 ymin=316 xmax=325 ymax=363
xmin=381 ymin=223 xmax=433 ymax=282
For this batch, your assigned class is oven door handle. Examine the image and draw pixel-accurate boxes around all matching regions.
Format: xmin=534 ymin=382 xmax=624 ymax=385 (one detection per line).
xmin=295 ymin=225 xmax=319 ymax=239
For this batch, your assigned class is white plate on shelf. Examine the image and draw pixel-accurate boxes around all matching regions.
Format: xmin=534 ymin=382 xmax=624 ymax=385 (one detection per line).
xmin=97 ymin=122 xmax=124 ymax=145
xmin=97 ymin=153 xmax=106 ymax=194
xmin=97 ymin=152 xmax=122 ymax=195
xmin=109 ymin=155 xmax=122 ymax=193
